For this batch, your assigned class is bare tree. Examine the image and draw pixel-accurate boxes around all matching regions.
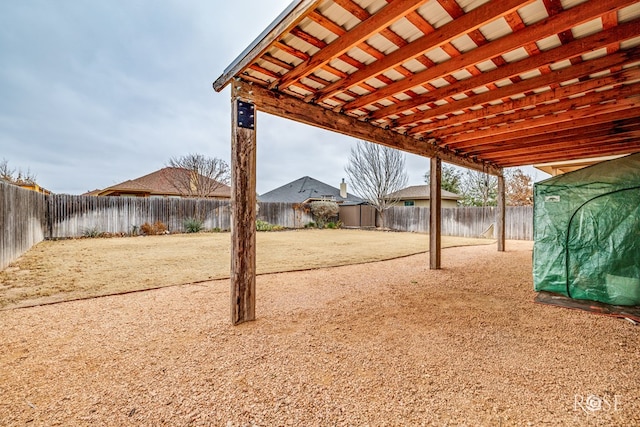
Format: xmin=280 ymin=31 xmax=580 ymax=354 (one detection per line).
xmin=345 ymin=141 xmax=408 ymax=228
xmin=0 ymin=158 xmax=15 ymax=182
xmin=460 ymin=170 xmax=498 ymax=207
xmin=457 ymin=168 xmax=533 ymax=207
xmin=166 ymin=154 xmax=230 ymax=198
xmin=0 ymin=158 xmax=37 ymax=185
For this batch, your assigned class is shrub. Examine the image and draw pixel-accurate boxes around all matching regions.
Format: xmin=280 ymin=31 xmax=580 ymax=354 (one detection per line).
xmin=304 ymin=221 xmax=317 ymax=228
xmin=141 ymin=220 xmax=168 ymax=235
xmin=154 ymin=220 xmax=168 ymax=234
xmin=256 ymin=219 xmax=284 ymax=231
xmin=326 ymin=221 xmax=342 ymax=229
xmin=310 ymin=201 xmax=339 ymax=228
xmin=82 ymin=227 xmax=102 ymax=238
xmin=183 ymin=218 xmax=204 ymax=233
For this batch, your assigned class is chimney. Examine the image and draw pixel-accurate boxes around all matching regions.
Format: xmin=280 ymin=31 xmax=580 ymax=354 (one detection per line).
xmin=340 ymin=178 xmax=347 ymax=199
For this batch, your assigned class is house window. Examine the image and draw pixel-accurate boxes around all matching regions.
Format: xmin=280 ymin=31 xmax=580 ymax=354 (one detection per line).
xmin=404 ymin=200 xmax=415 ymax=206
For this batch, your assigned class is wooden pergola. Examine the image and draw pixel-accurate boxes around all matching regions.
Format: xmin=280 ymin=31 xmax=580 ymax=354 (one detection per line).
xmin=213 ymin=0 xmax=640 ymax=324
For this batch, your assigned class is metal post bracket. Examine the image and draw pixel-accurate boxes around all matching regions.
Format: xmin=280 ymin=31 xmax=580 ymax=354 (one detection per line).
xmin=237 ymin=100 xmax=255 ymax=129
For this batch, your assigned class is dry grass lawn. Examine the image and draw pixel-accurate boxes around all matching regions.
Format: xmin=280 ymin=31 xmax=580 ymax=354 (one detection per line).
xmin=0 ymin=229 xmax=492 ymax=309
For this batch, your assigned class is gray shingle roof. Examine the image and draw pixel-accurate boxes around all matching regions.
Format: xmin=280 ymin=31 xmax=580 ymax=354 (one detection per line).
xmin=386 ymin=185 xmax=461 ymax=200
xmin=259 ymin=176 xmax=363 ymax=204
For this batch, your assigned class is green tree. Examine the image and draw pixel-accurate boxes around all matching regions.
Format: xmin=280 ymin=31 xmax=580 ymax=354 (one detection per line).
xmin=424 ymin=164 xmax=463 ymax=194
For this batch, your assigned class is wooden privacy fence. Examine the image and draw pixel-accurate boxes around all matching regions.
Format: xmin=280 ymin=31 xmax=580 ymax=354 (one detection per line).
xmin=46 ymin=197 xmax=315 ymax=238
xmin=1 ymin=185 xmax=532 ymax=270
xmin=1 ymin=181 xmax=47 ymax=270
xmin=383 ymin=206 xmax=533 ymax=240
xmin=48 ymin=196 xmax=232 ymax=238
xmin=258 ymin=202 xmax=314 ymax=229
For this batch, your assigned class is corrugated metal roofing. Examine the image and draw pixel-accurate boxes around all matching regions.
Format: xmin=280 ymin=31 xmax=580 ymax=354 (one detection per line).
xmin=214 ymin=0 xmax=640 ymax=170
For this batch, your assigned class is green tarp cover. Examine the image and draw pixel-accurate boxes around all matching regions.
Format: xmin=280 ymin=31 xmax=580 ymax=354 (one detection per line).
xmin=533 ymin=153 xmax=640 ymax=306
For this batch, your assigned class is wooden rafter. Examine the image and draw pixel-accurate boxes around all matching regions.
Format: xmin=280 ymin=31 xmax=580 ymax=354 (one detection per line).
xmin=341 ymin=0 xmax=637 ymax=113
xmin=314 ymin=0 xmax=533 ymax=103
xmin=215 ymin=0 xmax=640 ymax=170
xmin=431 ymin=92 xmax=639 ymax=141
xmin=391 ymin=50 xmax=638 ymax=128
xmin=369 ymin=19 xmax=639 ymax=121
xmin=409 ymin=67 xmax=640 ymax=135
xmin=274 ymin=0 xmax=429 ymax=90
xmin=438 ymin=94 xmax=640 ymax=143
xmin=444 ymin=110 xmax=640 ymax=149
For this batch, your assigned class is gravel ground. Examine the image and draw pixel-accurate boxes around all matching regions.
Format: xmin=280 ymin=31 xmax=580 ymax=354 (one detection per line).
xmin=0 ymin=241 xmax=638 ymax=426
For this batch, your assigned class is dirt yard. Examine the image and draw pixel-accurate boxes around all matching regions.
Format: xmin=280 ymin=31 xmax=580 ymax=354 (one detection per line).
xmin=0 ymin=229 xmax=490 ymax=309
xmin=0 ymin=240 xmax=638 ymax=426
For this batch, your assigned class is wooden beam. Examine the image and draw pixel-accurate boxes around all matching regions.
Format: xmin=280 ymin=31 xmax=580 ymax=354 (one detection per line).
xmin=275 ymin=0 xmax=427 ymax=90
xmin=315 ymin=0 xmax=533 ymax=102
xmin=489 ymin=138 xmax=640 ymax=165
xmin=479 ymin=131 xmax=640 ymax=161
xmin=213 ymin=0 xmax=321 ymax=91
xmin=439 ymin=99 xmax=639 ymax=147
xmin=423 ymin=84 xmax=640 ymax=139
xmin=233 ymin=79 xmax=502 ymax=175
xmin=342 ymin=0 xmax=638 ymax=112
xmin=370 ymin=20 xmax=640 ymax=121
xmin=430 ymin=157 xmax=442 ymax=269
xmin=230 ymin=91 xmax=257 ymax=325
xmin=391 ymin=49 xmax=636 ymax=128
xmin=499 ymin=143 xmax=640 ymax=166
xmin=444 ymin=109 xmax=640 ymax=149
xmin=409 ymin=67 xmax=640 ymax=135
xmin=463 ymin=119 xmax=639 ymax=158
xmin=497 ymin=174 xmax=505 ymax=252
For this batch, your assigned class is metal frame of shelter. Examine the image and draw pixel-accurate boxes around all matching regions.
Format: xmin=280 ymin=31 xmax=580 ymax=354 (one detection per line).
xmin=213 ymin=0 xmax=640 ymax=324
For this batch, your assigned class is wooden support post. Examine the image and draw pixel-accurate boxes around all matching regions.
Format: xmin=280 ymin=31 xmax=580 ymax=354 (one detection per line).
xmin=430 ymin=157 xmax=442 ymax=269
xmin=497 ymin=173 xmax=506 ymax=252
xmin=230 ymin=92 xmax=257 ymax=325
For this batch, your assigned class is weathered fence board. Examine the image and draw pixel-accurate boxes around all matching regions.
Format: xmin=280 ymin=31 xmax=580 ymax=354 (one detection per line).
xmin=1 ymin=188 xmax=533 ymax=272
xmin=258 ymin=202 xmax=314 ymax=229
xmin=0 ymin=181 xmax=47 ymax=270
xmin=48 ymin=195 xmax=233 ymax=238
xmin=383 ymin=206 xmax=532 ymax=240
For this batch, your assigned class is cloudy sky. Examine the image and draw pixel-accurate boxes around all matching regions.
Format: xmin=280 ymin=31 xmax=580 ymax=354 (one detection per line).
xmin=0 ymin=1 xmax=547 ymax=195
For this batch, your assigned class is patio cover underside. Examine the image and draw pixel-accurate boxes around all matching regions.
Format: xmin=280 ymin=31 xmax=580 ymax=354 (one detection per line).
xmin=215 ymin=0 xmax=640 ymax=170
xmin=214 ymin=0 xmax=640 ymax=324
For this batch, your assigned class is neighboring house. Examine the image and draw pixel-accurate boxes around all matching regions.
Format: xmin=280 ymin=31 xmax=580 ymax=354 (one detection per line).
xmin=259 ymin=176 xmax=363 ymax=204
xmin=84 ymin=167 xmax=231 ymax=199
xmin=18 ymin=182 xmax=51 ymax=195
xmin=0 ymin=177 xmax=51 ymax=195
xmin=386 ymin=185 xmax=461 ymax=208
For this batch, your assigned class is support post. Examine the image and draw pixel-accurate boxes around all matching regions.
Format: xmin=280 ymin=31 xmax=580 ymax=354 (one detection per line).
xmin=497 ymin=172 xmax=506 ymax=252
xmin=230 ymin=92 xmax=257 ymax=324
xmin=430 ymin=157 xmax=442 ymax=269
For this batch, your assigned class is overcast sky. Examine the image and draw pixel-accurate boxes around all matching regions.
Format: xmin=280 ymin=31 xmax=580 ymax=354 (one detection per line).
xmin=0 ymin=1 xmax=548 ymax=195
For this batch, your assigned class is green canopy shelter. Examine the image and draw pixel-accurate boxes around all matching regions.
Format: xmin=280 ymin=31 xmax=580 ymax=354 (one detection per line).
xmin=533 ymin=153 xmax=640 ymax=306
